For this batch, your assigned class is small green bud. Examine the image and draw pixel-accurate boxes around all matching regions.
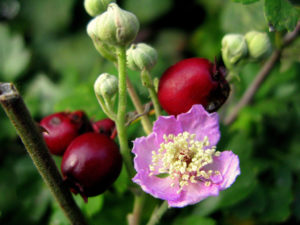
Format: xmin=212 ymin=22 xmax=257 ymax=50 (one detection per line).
xmin=87 ymin=18 xmax=116 ymax=61
xmin=84 ymin=0 xmax=115 ymax=17
xmin=221 ymin=34 xmax=248 ymax=69
xmin=94 ymin=3 xmax=139 ymax=47
xmin=245 ymin=31 xmax=271 ymax=60
xmin=94 ymin=73 xmax=118 ymax=98
xmin=127 ymin=43 xmax=158 ymax=71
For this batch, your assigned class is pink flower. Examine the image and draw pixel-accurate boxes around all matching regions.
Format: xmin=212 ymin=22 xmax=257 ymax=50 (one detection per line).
xmin=132 ymin=104 xmax=240 ymax=207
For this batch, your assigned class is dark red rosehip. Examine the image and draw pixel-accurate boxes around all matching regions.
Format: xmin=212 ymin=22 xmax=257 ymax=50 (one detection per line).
xmin=92 ymin=118 xmax=115 ymax=138
xmin=158 ymin=57 xmax=230 ymax=115
xmin=61 ymin=132 xmax=122 ymax=200
xmin=40 ymin=111 xmax=93 ymax=155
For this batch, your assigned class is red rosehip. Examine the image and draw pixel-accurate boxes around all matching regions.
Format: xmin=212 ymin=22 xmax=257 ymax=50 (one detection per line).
xmin=158 ymin=57 xmax=230 ymax=115
xmin=61 ymin=132 xmax=122 ymax=200
xmin=40 ymin=111 xmax=93 ymax=155
xmin=92 ymin=118 xmax=115 ymax=138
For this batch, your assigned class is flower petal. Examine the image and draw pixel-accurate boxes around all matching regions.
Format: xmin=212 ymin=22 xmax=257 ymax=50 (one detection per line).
xmin=153 ymin=115 xmax=182 ymax=143
xmin=177 ymin=104 xmax=220 ymax=146
xmin=132 ymin=133 xmax=159 ymax=172
xmin=167 ymin=182 xmax=219 ymax=207
xmin=133 ymin=170 xmax=180 ymax=201
xmin=204 ymin=151 xmax=240 ymax=189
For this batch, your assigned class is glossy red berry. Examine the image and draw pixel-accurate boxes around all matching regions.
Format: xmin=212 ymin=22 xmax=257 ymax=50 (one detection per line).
xmin=40 ymin=111 xmax=93 ymax=155
xmin=158 ymin=57 xmax=230 ymax=115
xmin=61 ymin=132 xmax=122 ymax=200
xmin=92 ymin=118 xmax=115 ymax=138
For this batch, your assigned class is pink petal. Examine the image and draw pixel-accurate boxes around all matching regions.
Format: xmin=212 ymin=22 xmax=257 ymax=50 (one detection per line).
xmin=177 ymin=104 xmax=220 ymax=146
xmin=204 ymin=151 xmax=240 ymax=189
xmin=153 ymin=115 xmax=182 ymax=143
xmin=132 ymin=133 xmax=159 ymax=172
xmin=133 ymin=170 xmax=180 ymax=201
xmin=167 ymin=182 xmax=220 ymax=207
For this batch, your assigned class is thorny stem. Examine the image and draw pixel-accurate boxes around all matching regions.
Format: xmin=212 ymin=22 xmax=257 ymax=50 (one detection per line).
xmin=115 ymin=46 xmax=135 ymax=179
xmin=224 ymin=21 xmax=300 ymax=125
xmin=0 ymin=83 xmax=87 ymax=225
xmin=146 ymin=201 xmax=169 ymax=225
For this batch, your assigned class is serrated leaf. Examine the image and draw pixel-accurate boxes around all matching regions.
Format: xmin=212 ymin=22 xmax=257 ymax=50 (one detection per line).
xmin=232 ymin=0 xmax=259 ymax=4
xmin=264 ymin=0 xmax=299 ymax=31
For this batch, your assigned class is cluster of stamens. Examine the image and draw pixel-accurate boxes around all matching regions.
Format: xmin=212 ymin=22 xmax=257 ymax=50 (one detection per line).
xmin=149 ymin=132 xmax=221 ymax=193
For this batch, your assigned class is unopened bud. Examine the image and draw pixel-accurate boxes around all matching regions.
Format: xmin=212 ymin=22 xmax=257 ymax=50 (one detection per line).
xmin=87 ymin=18 xmax=116 ymax=61
xmin=221 ymin=34 xmax=248 ymax=69
xmin=94 ymin=73 xmax=118 ymax=98
xmin=94 ymin=3 xmax=139 ymax=47
xmin=84 ymin=0 xmax=115 ymax=17
xmin=127 ymin=43 xmax=158 ymax=71
xmin=245 ymin=31 xmax=271 ymax=60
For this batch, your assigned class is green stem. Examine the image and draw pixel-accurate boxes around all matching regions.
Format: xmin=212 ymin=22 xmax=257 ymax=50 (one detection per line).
xmin=0 ymin=83 xmax=87 ymax=225
xmin=126 ymin=77 xmax=153 ymax=134
xmin=141 ymin=70 xmax=162 ymax=118
xmin=146 ymin=201 xmax=169 ymax=225
xmin=115 ymin=47 xmax=135 ymax=179
xmin=127 ymin=194 xmax=145 ymax=225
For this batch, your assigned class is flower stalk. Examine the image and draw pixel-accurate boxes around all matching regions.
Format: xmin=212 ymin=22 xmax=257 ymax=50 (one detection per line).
xmin=0 ymin=83 xmax=87 ymax=225
xmin=146 ymin=201 xmax=169 ymax=225
xmin=141 ymin=70 xmax=162 ymax=119
xmin=126 ymin=77 xmax=153 ymax=134
xmin=115 ymin=47 xmax=135 ymax=179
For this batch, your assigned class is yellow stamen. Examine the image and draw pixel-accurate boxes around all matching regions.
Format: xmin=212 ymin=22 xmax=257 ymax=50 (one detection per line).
xmin=149 ymin=132 xmax=220 ymax=193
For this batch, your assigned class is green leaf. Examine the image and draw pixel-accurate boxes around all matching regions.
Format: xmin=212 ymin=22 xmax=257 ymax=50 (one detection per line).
xmin=124 ymin=0 xmax=172 ymax=24
xmin=260 ymin=166 xmax=293 ymax=223
xmin=173 ymin=215 xmax=216 ymax=225
xmin=24 ymin=73 xmax=63 ymax=117
xmin=264 ymin=0 xmax=300 ymax=31
xmin=113 ymin=165 xmax=129 ymax=194
xmin=232 ymin=0 xmax=259 ymax=4
xmin=221 ymin=1 xmax=267 ymax=33
xmin=0 ymin=23 xmax=30 ymax=81
xmin=74 ymin=194 xmax=104 ymax=218
xmin=155 ymin=173 xmax=170 ymax=178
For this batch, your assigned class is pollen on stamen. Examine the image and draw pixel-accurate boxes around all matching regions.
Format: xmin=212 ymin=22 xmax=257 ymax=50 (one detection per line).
xmin=148 ymin=132 xmax=218 ymax=192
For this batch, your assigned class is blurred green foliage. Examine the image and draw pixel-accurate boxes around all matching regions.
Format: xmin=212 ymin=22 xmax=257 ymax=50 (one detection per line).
xmin=0 ymin=0 xmax=300 ymax=224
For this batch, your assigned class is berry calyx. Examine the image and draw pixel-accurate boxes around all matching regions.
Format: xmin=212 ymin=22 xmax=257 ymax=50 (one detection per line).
xmin=158 ymin=58 xmax=230 ymax=115
xmin=92 ymin=118 xmax=116 ymax=138
xmin=61 ymin=132 xmax=122 ymax=200
xmin=40 ymin=111 xmax=93 ymax=155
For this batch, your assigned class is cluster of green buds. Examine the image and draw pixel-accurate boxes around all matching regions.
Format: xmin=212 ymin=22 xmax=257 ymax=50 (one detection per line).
xmin=85 ymin=0 xmax=140 ymax=60
xmin=221 ymin=30 xmax=271 ymax=70
xmin=85 ymin=0 xmax=160 ymax=119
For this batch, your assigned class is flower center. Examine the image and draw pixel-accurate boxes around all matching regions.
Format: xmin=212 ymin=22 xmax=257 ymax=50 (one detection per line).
xmin=149 ymin=132 xmax=221 ymax=193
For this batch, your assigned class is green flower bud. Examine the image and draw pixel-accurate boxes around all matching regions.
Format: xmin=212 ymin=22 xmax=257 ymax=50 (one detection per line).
xmin=221 ymin=34 xmax=248 ymax=69
xmin=127 ymin=43 xmax=158 ymax=71
xmin=94 ymin=73 xmax=118 ymax=98
xmin=87 ymin=18 xmax=116 ymax=62
xmin=84 ymin=0 xmax=115 ymax=17
xmin=94 ymin=3 xmax=139 ymax=47
xmin=245 ymin=31 xmax=271 ymax=60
